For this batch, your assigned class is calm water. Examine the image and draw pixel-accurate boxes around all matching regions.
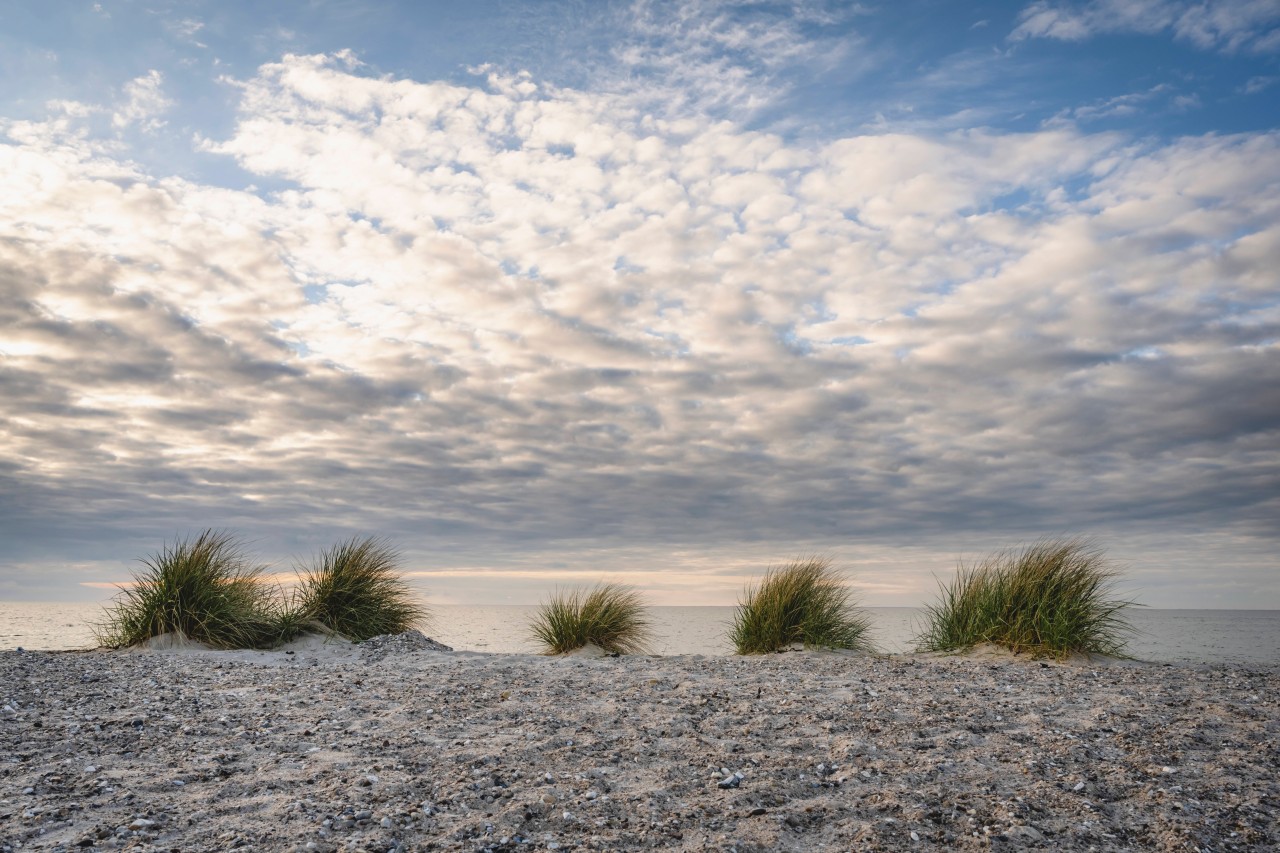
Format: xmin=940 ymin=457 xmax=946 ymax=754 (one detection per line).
xmin=1 ymin=602 xmax=1277 ymax=664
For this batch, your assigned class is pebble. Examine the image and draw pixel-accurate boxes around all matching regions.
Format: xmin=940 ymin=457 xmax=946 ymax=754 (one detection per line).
xmin=717 ymin=771 xmax=745 ymax=789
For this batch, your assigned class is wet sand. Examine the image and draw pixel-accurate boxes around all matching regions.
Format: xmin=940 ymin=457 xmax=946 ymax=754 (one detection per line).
xmin=2 ymin=634 xmax=1276 ymax=851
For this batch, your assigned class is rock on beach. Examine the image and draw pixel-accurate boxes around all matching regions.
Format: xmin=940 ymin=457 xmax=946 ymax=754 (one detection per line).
xmin=1 ymin=639 xmax=1276 ymax=851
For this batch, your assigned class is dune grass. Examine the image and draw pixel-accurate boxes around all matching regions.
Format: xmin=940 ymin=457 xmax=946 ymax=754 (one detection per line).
xmin=730 ymin=557 xmax=874 ymax=654
xmin=530 ymin=582 xmax=652 ymax=655
xmin=915 ymin=538 xmax=1137 ymax=659
xmin=290 ymin=536 xmax=426 ymax=642
xmin=95 ymin=529 xmax=283 ymax=649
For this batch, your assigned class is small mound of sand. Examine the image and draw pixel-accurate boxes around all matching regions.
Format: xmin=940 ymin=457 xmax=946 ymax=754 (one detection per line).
xmin=123 ymin=631 xmax=355 ymax=659
xmin=129 ymin=632 xmax=215 ymax=653
xmin=562 ymin=642 xmax=615 ymax=658
xmin=358 ymin=629 xmax=453 ymax=660
xmin=922 ymin=641 xmax=1146 ymax=667
xmin=276 ymin=632 xmax=354 ymax=653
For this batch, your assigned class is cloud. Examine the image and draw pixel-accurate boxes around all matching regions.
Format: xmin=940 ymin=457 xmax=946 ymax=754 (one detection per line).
xmin=1011 ymin=0 xmax=1280 ymax=53
xmin=112 ymin=70 xmax=174 ymax=132
xmin=2 ymin=50 xmax=1278 ymax=605
xmin=163 ymin=17 xmax=208 ymax=50
xmin=1043 ymin=82 xmax=1210 ymax=126
xmin=604 ymin=0 xmax=863 ymax=116
xmin=1241 ymin=74 xmax=1278 ymax=93
xmin=166 ymin=17 xmax=206 ymax=41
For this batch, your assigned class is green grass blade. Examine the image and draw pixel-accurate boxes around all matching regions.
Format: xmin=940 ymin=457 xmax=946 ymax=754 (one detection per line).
xmin=730 ymin=557 xmax=874 ymax=655
xmin=914 ymin=537 xmax=1140 ymax=659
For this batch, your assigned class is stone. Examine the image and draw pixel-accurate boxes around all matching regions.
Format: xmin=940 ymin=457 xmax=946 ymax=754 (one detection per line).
xmin=717 ymin=772 xmax=745 ymax=790
xmin=1005 ymin=825 xmax=1044 ymax=842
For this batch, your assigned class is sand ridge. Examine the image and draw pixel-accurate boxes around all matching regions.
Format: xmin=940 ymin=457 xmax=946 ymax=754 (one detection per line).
xmin=1 ymin=637 xmax=1276 ymax=851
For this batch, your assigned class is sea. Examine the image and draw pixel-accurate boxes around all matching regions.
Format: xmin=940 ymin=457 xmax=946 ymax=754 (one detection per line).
xmin=1 ymin=603 xmax=1278 ymax=664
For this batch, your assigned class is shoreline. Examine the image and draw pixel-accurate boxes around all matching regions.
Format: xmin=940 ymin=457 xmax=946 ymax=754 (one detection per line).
xmin=2 ymin=639 xmax=1276 ymax=851
xmin=5 ymin=604 xmax=1280 ymax=664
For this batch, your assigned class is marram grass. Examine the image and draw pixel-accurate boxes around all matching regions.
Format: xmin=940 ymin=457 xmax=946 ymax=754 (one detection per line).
xmin=291 ymin=536 xmax=426 ymax=642
xmin=530 ymin=582 xmax=652 ymax=655
xmin=915 ymin=538 xmax=1138 ymax=659
xmin=730 ymin=557 xmax=874 ymax=654
xmin=95 ymin=529 xmax=283 ymax=650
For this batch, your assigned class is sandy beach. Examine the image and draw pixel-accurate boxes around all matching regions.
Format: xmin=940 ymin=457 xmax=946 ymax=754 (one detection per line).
xmin=2 ymin=634 xmax=1276 ymax=852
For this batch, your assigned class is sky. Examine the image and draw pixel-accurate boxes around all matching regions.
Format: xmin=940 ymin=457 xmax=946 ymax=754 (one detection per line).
xmin=1 ymin=0 xmax=1278 ymax=608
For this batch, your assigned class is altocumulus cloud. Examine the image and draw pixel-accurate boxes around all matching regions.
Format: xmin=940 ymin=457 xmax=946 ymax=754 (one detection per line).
xmin=1 ymin=47 xmax=1278 ymax=606
xmin=1012 ymin=0 xmax=1280 ymax=53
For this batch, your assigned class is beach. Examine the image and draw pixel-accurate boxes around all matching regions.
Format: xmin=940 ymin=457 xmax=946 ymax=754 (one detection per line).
xmin=2 ymin=635 xmax=1276 ymax=852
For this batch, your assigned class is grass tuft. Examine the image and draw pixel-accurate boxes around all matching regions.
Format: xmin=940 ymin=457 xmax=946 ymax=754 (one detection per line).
xmin=95 ymin=529 xmax=282 ymax=649
xmin=915 ymin=537 xmax=1138 ymax=659
xmin=291 ymin=536 xmax=426 ymax=642
xmin=530 ymin=583 xmax=652 ymax=655
xmin=730 ymin=557 xmax=874 ymax=654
